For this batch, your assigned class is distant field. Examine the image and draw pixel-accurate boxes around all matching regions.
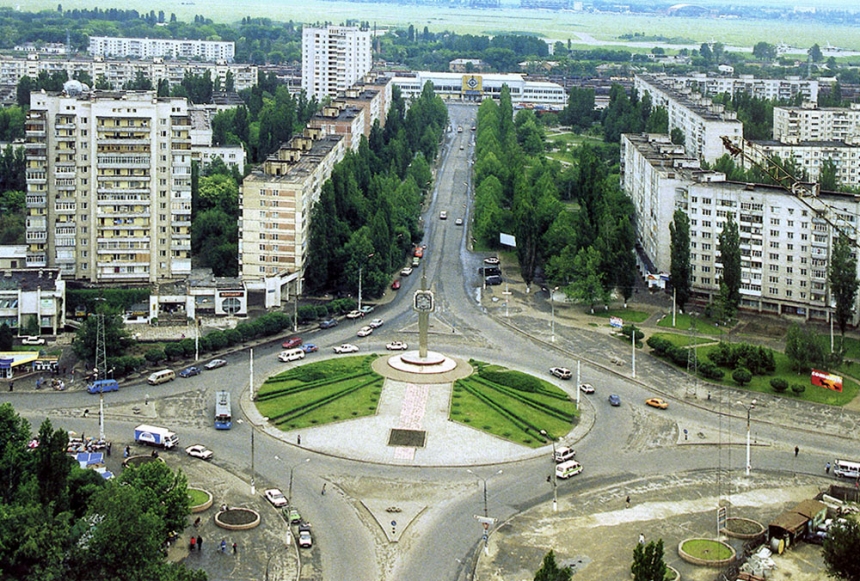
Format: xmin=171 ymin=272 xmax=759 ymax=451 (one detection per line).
xmin=7 ymin=0 xmax=860 ymax=52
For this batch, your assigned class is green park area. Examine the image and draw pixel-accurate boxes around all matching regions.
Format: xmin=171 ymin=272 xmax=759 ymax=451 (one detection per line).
xmin=450 ymin=361 xmax=579 ymax=447
xmin=255 ymin=356 xmax=579 ymax=447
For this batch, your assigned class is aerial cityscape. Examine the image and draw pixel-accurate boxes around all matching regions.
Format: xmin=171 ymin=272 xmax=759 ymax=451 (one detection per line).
xmin=2 ymin=1 xmax=860 ymax=580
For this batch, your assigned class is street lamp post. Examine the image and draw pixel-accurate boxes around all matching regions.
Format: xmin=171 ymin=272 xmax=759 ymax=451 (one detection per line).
xmin=275 ymin=456 xmax=310 ymax=511
xmin=540 ymin=430 xmax=558 ymax=512
xmin=550 ymin=287 xmax=559 ymax=343
xmin=738 ymin=399 xmax=757 ymax=476
xmin=357 ymin=253 xmax=374 ymax=313
xmin=466 ymin=469 xmax=503 ymax=517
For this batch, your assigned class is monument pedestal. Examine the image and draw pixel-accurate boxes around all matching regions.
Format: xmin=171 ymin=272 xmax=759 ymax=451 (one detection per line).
xmin=387 ymin=351 xmax=458 ymax=374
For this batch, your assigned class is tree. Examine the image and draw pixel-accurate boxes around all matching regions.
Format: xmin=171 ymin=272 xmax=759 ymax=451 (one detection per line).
xmin=631 ymin=538 xmax=667 ymax=581
xmin=820 ymin=158 xmax=839 ymax=191
xmin=566 ymin=246 xmax=607 ymax=313
xmin=670 ymin=127 xmax=685 ymax=146
xmin=829 ymin=232 xmax=859 ymax=341
xmin=669 ymin=210 xmax=692 ymax=312
xmin=534 ymin=549 xmax=572 ymax=581
xmin=752 ymin=42 xmax=777 ymax=61
xmin=71 ymin=310 xmax=135 ymax=364
xmin=809 ymin=43 xmax=824 ymax=63
xmin=0 ymin=323 xmax=12 ymax=351
xmin=784 ymin=323 xmax=825 ymax=373
xmin=823 ymin=515 xmax=860 ymax=581
xmin=732 ymin=367 xmax=752 ymax=386
xmin=717 ymin=213 xmax=741 ymax=319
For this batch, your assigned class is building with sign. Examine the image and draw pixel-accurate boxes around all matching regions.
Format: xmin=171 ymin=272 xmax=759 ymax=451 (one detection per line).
xmin=0 ymin=268 xmax=66 ymax=336
xmin=390 ymin=72 xmax=567 ymax=111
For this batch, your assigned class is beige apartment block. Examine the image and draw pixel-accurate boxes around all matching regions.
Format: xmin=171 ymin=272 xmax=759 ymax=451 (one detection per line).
xmin=773 ymin=102 xmax=860 ymax=144
xmin=25 ymin=90 xmax=192 ymax=283
xmin=622 ymin=132 xmax=860 ymax=323
xmin=302 ymin=26 xmax=373 ymax=101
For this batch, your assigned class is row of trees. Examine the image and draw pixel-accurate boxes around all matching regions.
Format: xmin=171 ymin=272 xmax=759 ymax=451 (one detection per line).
xmin=0 ymin=403 xmax=204 ymax=581
xmin=303 ymin=83 xmax=445 ymax=297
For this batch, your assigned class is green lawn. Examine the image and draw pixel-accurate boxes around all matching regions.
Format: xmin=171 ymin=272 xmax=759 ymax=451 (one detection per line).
xmin=187 ymin=488 xmax=209 ymax=507
xmin=649 ymin=332 xmax=717 ymax=348
xmin=657 ymin=313 xmax=726 ymax=337
xmin=590 ymin=308 xmax=650 ymax=323
xmin=681 ymin=539 xmax=733 ymax=561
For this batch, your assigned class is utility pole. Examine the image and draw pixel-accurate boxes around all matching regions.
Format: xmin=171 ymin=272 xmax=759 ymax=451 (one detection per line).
xmin=95 ymin=313 xmax=107 ymax=442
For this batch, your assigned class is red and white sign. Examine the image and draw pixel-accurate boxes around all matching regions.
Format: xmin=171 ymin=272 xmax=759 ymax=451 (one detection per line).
xmin=811 ymin=369 xmax=843 ymax=392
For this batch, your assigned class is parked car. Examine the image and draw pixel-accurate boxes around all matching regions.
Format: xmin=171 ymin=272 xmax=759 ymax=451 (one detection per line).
xmin=179 ymin=366 xmax=201 ymax=378
xmin=298 ymin=527 xmax=313 ymax=548
xmin=386 ymin=341 xmax=409 ymax=351
xmin=359 ymin=305 xmax=375 ymax=315
xmin=282 ymin=337 xmax=303 ymax=349
xmin=333 ymin=344 xmax=359 ymax=354
xmin=645 ymin=397 xmax=669 ymax=410
xmin=549 ymin=367 xmax=572 ymax=380
xmin=204 ymin=359 xmax=227 ymax=370
xmin=357 ymin=326 xmax=373 ymax=337
xmin=579 ymin=383 xmax=595 ymax=394
xmin=455 ymin=218 xmax=463 ymax=226
xmin=485 ymin=275 xmax=502 ymax=286
xmin=440 ymin=210 xmax=448 ymax=220
xmin=302 ymin=343 xmax=319 ymax=353
xmin=185 ymin=445 xmax=214 ymax=460
xmin=400 ymin=267 xmax=413 ymax=277
xmin=369 ymin=318 xmax=384 ymax=329
xmin=346 ymin=310 xmax=365 ymax=319
xmin=319 ymin=318 xmax=338 ymax=329
xmin=264 ymin=488 xmax=288 ymax=508
xmin=391 ymin=279 xmax=401 ymax=290
xmin=483 ymin=256 xmax=500 ymax=265
xmin=288 ymin=507 xmax=302 ymax=525
xmin=413 ymin=246 xmax=424 ymax=258
xmin=21 ymin=336 xmax=46 ymax=345
xmin=608 ymin=394 xmax=621 ymax=407
xmin=412 ymin=256 xmax=421 ymax=267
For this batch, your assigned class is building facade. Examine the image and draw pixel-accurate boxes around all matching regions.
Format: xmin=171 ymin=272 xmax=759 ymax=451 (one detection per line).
xmin=301 ymin=26 xmax=373 ymax=101
xmin=674 ymin=73 xmax=819 ymax=103
xmin=25 ymin=90 xmax=193 ymax=283
xmin=0 ymin=268 xmax=66 ymax=336
xmin=390 ymin=72 xmax=567 ymax=110
xmin=634 ymin=74 xmax=744 ymax=163
xmin=621 ymin=132 xmax=860 ymax=323
xmin=773 ymin=102 xmax=860 ymax=144
xmin=88 ymin=37 xmax=235 ymax=62
xmin=746 ymin=139 xmax=860 ymax=190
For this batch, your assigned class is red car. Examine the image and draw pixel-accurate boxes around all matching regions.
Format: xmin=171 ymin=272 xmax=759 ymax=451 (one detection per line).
xmin=282 ymin=337 xmax=303 ymax=349
xmin=413 ymin=246 xmax=424 ymax=258
xmin=391 ymin=279 xmax=401 ymax=290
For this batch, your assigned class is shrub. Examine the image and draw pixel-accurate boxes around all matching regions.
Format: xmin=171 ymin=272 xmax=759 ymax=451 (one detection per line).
xmin=164 ymin=342 xmax=184 ymax=360
xmin=791 ymin=383 xmax=806 ymax=395
xmin=621 ymin=324 xmax=645 ymax=342
xmin=207 ymin=330 xmax=228 ymax=350
xmin=646 ymin=336 xmax=672 ymax=356
xmin=699 ymin=361 xmax=725 ymax=380
xmin=144 ymin=347 xmax=166 ymax=364
xmin=479 ymin=369 xmax=542 ymax=392
xmin=770 ymin=378 xmax=789 ymax=393
xmin=297 ymin=305 xmax=318 ymax=324
xmin=732 ymin=367 xmax=752 ymax=386
xmin=224 ymin=328 xmax=242 ymax=346
xmin=669 ymin=346 xmax=689 ymax=366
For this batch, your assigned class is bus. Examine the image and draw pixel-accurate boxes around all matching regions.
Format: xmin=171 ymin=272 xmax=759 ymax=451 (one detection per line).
xmin=214 ymin=390 xmax=232 ymax=430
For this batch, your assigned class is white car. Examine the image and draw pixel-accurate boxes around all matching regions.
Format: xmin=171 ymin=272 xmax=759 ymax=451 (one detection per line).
xmin=346 ymin=310 xmax=365 ymax=319
xmin=440 ymin=210 xmax=448 ymax=220
xmin=357 ymin=326 xmax=373 ymax=337
xmin=400 ymin=267 xmax=414 ymax=276
xmin=204 ymin=359 xmax=227 ymax=370
xmin=369 ymin=318 xmax=384 ymax=329
xmin=264 ymin=488 xmax=288 ymax=508
xmin=579 ymin=383 xmax=595 ymax=394
xmin=298 ymin=529 xmax=313 ymax=548
xmin=185 ymin=445 xmax=214 ymax=460
xmin=549 ymin=367 xmax=572 ymax=380
xmin=455 ymin=218 xmax=463 ymax=226
xmin=333 ymin=344 xmax=359 ymax=354
xmin=386 ymin=341 xmax=409 ymax=351
xmin=21 ymin=336 xmax=46 ymax=345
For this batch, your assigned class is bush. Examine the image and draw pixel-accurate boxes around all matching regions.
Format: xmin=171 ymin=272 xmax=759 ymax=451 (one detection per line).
xmin=163 ymin=342 xmax=184 ymax=360
xmin=297 ymin=305 xmax=318 ymax=324
xmin=770 ymin=378 xmax=789 ymax=393
xmin=732 ymin=367 xmax=752 ymax=386
xmin=144 ymin=347 xmax=166 ymax=364
xmin=646 ymin=336 xmax=672 ymax=356
xmin=479 ymin=369 xmax=542 ymax=392
xmin=699 ymin=361 xmax=725 ymax=380
xmin=207 ymin=330 xmax=228 ymax=350
xmin=621 ymin=324 xmax=645 ymax=342
xmin=224 ymin=328 xmax=242 ymax=346
xmin=669 ymin=346 xmax=689 ymax=366
xmin=791 ymin=383 xmax=806 ymax=395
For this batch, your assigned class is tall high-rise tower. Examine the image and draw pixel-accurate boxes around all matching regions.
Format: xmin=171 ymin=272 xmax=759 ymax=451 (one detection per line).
xmin=302 ymin=26 xmax=373 ymax=101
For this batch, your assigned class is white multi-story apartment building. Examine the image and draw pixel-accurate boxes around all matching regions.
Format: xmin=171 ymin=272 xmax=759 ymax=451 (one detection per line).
xmin=0 ymin=55 xmax=257 ymax=92
xmin=674 ymin=73 xmax=818 ymax=103
xmin=89 ymin=37 xmax=235 ymax=62
xmin=634 ymin=74 xmax=744 ymax=163
xmin=25 ymin=90 xmax=193 ymax=283
xmin=301 ymin=26 xmax=373 ymax=101
xmin=240 ymin=130 xmax=347 ymax=307
xmin=745 ymin=139 xmax=860 ymax=190
xmin=621 ymin=132 xmax=860 ymax=323
xmin=390 ymin=72 xmax=567 ymax=110
xmin=773 ymin=102 xmax=860 ymax=144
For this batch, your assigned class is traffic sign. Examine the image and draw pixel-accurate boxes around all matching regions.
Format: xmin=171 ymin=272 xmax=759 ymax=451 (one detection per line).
xmin=473 ymin=515 xmax=497 ymax=526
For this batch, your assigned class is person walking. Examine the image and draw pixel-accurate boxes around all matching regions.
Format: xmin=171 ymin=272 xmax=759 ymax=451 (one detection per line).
xmin=826 ymin=462 xmax=831 ymax=474
xmin=232 ymin=542 xmax=237 ymax=554
xmin=197 ymin=536 xmax=202 ymax=551
xmin=625 ymin=495 xmax=631 ymax=509
xmin=321 ymin=483 xmax=326 ymax=495
xmin=794 ymin=446 xmax=799 ymax=457
xmin=297 ymin=434 xmax=301 ymax=445
xmin=8 ymin=381 xmax=12 ymax=392
xmin=220 ymin=539 xmax=227 ymax=554
xmin=639 ymin=533 xmax=645 ymax=545
xmin=189 ymin=536 xmax=196 ymax=551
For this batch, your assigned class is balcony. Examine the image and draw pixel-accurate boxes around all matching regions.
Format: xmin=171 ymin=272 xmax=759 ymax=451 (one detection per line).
xmin=26 ymin=194 xmax=47 ymax=209
xmin=26 ymin=232 xmax=48 ymax=243
xmin=26 ymin=170 xmax=47 ymax=184
xmin=27 ymin=254 xmax=47 ymax=267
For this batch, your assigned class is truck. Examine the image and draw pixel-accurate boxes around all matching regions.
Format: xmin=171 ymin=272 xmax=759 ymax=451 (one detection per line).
xmin=134 ymin=424 xmax=179 ymax=449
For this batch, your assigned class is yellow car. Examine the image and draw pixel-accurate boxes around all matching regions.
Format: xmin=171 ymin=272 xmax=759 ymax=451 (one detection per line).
xmin=645 ymin=397 xmax=669 ymax=410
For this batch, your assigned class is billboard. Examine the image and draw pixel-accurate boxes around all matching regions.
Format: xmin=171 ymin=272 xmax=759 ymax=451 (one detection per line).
xmin=811 ymin=369 xmax=843 ymax=392
xmin=462 ymin=74 xmax=483 ymax=96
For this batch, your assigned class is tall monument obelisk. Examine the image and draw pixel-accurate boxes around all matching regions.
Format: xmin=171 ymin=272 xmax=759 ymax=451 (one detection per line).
xmin=413 ymin=271 xmax=434 ymax=359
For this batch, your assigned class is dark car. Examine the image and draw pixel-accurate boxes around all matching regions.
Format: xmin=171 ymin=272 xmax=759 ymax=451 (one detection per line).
xmin=319 ymin=319 xmax=338 ymax=329
xmin=480 ymin=266 xmax=501 ymax=277
xmin=282 ymin=336 xmax=303 ymax=349
xmin=485 ymin=275 xmax=502 ymax=286
xmin=179 ymin=366 xmax=201 ymax=378
xmin=302 ymin=343 xmax=319 ymax=353
xmin=608 ymin=394 xmax=621 ymax=407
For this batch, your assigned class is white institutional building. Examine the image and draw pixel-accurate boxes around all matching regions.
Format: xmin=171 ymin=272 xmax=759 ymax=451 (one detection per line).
xmin=390 ymin=72 xmax=567 ymax=110
xmin=621 ymin=132 xmax=860 ymax=323
xmin=88 ymin=36 xmax=235 ymax=62
xmin=301 ymin=26 xmax=373 ymax=101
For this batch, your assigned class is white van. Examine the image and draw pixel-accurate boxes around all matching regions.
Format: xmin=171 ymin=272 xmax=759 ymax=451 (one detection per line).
xmin=278 ymin=348 xmax=306 ymax=362
xmin=555 ymin=460 xmax=583 ymax=480
xmin=834 ymin=459 xmax=860 ymax=479
xmin=147 ymin=369 xmax=176 ymax=385
xmin=554 ymin=446 xmax=576 ymax=463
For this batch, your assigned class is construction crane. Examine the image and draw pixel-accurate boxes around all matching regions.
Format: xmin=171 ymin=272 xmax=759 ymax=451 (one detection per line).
xmin=721 ymin=136 xmax=857 ymax=242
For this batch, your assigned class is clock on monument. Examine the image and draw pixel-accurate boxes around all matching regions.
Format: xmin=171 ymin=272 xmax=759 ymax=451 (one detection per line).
xmin=413 ymin=290 xmax=434 ymax=313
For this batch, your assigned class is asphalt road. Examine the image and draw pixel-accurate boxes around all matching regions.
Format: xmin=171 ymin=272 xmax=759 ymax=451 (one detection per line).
xmin=9 ymin=102 xmax=860 ymax=581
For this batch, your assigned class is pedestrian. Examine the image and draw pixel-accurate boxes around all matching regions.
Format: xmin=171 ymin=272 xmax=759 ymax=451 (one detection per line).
xmin=321 ymin=483 xmax=326 ymax=495
xmin=189 ymin=536 xmax=196 ymax=551
xmin=297 ymin=434 xmax=301 ymax=446
xmin=625 ymin=495 xmax=631 ymax=509
xmin=826 ymin=462 xmax=831 ymax=474
xmin=232 ymin=542 xmax=237 ymax=554
xmin=220 ymin=539 xmax=227 ymax=554
xmin=106 ymin=442 xmax=111 ymax=457
xmin=707 ymin=391 xmax=711 ymax=401
xmin=125 ymin=445 xmax=131 ymax=457
xmin=639 ymin=533 xmax=645 ymax=545
xmin=194 ymin=516 xmax=201 ymax=528
xmin=795 ymin=446 xmax=799 ymax=457
xmin=197 ymin=536 xmax=202 ymax=551
xmin=8 ymin=381 xmax=12 ymax=392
